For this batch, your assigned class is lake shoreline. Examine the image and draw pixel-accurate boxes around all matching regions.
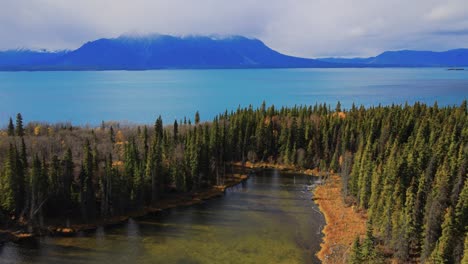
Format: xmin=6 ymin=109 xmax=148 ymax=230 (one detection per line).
xmin=235 ymin=161 xmax=369 ymax=263
xmin=0 ymin=173 xmax=248 ymax=245
xmin=313 ymin=174 xmax=367 ymax=263
xmin=231 ymin=161 xmax=321 ymax=176
xmin=1 ymin=161 xmax=366 ymax=264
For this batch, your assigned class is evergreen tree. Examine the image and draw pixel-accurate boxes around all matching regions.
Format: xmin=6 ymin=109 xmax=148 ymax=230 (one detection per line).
xmin=429 ymin=207 xmax=456 ymax=263
xmin=62 ymin=148 xmax=74 ymax=210
xmin=1 ymin=144 xmax=16 ymax=212
xmin=29 ymin=155 xmax=41 ymax=223
xmin=461 ymin=235 xmax=468 ymax=264
xmin=195 ymin=111 xmax=200 ymax=125
xmin=109 ymin=126 xmax=115 ymax=143
xmin=7 ymin=117 xmax=14 ymax=136
xmin=15 ymin=113 xmax=24 ymax=137
xmin=349 ymin=236 xmax=362 ymax=264
xmin=81 ymin=140 xmax=96 ymax=222
xmin=422 ymin=161 xmax=451 ymax=261
xmin=173 ymin=119 xmax=179 ymax=142
xmin=361 ymin=221 xmax=379 ymax=261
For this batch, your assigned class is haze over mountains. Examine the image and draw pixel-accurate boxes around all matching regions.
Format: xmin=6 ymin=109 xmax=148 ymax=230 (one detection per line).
xmin=0 ymin=34 xmax=467 ymax=70
xmin=318 ymin=49 xmax=468 ymax=67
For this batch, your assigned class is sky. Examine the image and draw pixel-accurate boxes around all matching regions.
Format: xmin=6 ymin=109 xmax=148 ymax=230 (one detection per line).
xmin=1 ymin=0 xmax=468 ymax=57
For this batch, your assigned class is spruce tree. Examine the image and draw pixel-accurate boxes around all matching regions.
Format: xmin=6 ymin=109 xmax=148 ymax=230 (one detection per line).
xmin=15 ymin=113 xmax=24 ymax=137
xmin=173 ymin=119 xmax=179 ymax=142
xmin=349 ymin=236 xmax=362 ymax=264
xmin=461 ymin=235 xmax=468 ymax=264
xmin=62 ymin=148 xmax=74 ymax=210
xmin=109 ymin=126 xmax=115 ymax=143
xmin=361 ymin=221 xmax=377 ymax=260
xmin=81 ymin=140 xmax=96 ymax=222
xmin=1 ymin=144 xmax=16 ymax=212
xmin=195 ymin=111 xmax=200 ymax=125
xmin=429 ymin=207 xmax=456 ymax=263
xmin=7 ymin=117 xmax=14 ymax=136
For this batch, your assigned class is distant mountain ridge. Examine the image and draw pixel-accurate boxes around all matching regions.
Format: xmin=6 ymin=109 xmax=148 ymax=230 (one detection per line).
xmin=0 ymin=35 xmax=467 ymax=70
xmin=0 ymin=35 xmax=334 ymax=70
xmin=317 ymin=49 xmax=468 ymax=67
xmin=0 ymin=49 xmax=68 ymax=68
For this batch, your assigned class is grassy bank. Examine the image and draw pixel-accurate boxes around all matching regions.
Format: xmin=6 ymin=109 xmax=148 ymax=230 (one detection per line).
xmin=314 ymin=174 xmax=367 ymax=263
xmin=233 ymin=161 xmax=366 ymax=263
xmin=232 ymin=161 xmax=320 ymax=176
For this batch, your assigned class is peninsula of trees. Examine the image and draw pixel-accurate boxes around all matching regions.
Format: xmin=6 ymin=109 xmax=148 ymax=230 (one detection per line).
xmin=0 ymin=101 xmax=466 ymax=263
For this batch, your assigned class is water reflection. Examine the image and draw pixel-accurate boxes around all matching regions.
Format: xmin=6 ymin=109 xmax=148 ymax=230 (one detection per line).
xmin=0 ymin=169 xmax=325 ymax=264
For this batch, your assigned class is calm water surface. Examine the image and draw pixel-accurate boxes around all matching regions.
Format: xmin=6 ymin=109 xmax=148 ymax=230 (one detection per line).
xmin=0 ymin=170 xmax=324 ymax=264
xmin=0 ymin=68 xmax=466 ymax=125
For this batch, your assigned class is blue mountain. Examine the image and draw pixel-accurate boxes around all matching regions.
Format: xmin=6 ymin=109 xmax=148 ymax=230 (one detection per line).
xmin=318 ymin=49 xmax=468 ymax=67
xmin=0 ymin=35 xmax=334 ymax=70
xmin=0 ymin=49 xmax=68 ymax=69
xmin=1 ymin=35 xmax=467 ymax=70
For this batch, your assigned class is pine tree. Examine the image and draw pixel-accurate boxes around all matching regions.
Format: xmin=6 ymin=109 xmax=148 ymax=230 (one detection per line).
xmin=1 ymin=144 xmax=16 ymax=212
xmin=429 ymin=207 xmax=456 ymax=263
xmin=422 ymin=160 xmax=451 ymax=261
xmin=7 ymin=117 xmax=14 ymax=136
xmin=81 ymin=140 xmax=96 ymax=222
xmin=29 ymin=155 xmax=42 ymax=223
xmin=195 ymin=111 xmax=200 ymax=125
xmin=155 ymin=115 xmax=163 ymax=140
xmin=15 ymin=113 xmax=24 ymax=137
xmin=13 ymin=151 xmax=26 ymax=218
xmin=62 ymin=148 xmax=74 ymax=210
xmin=349 ymin=236 xmax=362 ymax=264
xmin=109 ymin=126 xmax=115 ymax=143
xmin=453 ymin=180 xmax=468 ymax=263
xmin=173 ymin=119 xmax=179 ymax=142
xmin=361 ymin=221 xmax=377 ymax=260
xmin=461 ymin=235 xmax=468 ymax=264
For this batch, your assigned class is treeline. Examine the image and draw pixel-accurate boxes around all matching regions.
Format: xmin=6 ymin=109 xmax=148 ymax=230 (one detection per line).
xmin=0 ymin=101 xmax=466 ymax=263
xmin=345 ymin=101 xmax=467 ymax=264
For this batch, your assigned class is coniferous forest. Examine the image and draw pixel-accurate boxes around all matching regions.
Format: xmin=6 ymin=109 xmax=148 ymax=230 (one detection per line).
xmin=0 ymin=101 xmax=467 ymax=263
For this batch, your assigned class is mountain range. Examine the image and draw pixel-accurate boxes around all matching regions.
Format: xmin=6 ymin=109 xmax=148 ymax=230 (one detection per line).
xmin=317 ymin=49 xmax=468 ymax=67
xmin=0 ymin=34 xmax=467 ymax=70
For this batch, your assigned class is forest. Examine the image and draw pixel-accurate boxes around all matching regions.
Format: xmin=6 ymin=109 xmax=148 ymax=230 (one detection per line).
xmin=0 ymin=101 xmax=466 ymax=263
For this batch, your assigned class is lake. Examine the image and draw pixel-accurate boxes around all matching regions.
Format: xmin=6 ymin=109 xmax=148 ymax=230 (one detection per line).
xmin=0 ymin=68 xmax=467 ymax=126
xmin=0 ymin=169 xmax=324 ymax=264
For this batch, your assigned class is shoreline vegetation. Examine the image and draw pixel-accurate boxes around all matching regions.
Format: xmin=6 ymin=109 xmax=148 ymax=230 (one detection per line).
xmin=0 ymin=160 xmax=359 ymax=264
xmin=314 ymin=174 xmax=367 ymax=263
xmin=236 ymin=161 xmax=368 ymax=263
xmin=0 ymin=172 xmax=248 ymax=244
xmin=0 ymin=101 xmax=467 ymax=263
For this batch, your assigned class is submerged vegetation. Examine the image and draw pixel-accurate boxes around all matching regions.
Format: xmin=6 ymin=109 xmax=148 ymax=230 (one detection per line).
xmin=0 ymin=101 xmax=467 ymax=263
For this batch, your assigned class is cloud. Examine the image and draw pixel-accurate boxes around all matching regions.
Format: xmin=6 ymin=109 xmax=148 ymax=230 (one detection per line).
xmin=432 ymin=28 xmax=468 ymax=35
xmin=0 ymin=0 xmax=468 ymax=57
xmin=425 ymin=3 xmax=466 ymax=21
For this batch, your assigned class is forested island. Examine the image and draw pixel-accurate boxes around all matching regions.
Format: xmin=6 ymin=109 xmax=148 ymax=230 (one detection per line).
xmin=0 ymin=101 xmax=467 ymax=263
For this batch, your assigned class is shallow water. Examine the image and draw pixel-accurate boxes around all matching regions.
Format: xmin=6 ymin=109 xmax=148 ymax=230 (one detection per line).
xmin=0 ymin=68 xmax=466 ymax=126
xmin=0 ymin=169 xmax=325 ymax=264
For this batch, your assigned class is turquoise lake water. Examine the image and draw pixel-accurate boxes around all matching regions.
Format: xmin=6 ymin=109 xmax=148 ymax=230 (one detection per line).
xmin=0 ymin=68 xmax=466 ymax=126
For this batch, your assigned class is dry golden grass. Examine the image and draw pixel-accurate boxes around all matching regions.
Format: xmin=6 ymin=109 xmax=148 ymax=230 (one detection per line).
xmin=0 ymin=230 xmax=34 ymax=244
xmin=314 ymin=174 xmax=367 ymax=264
xmin=232 ymin=161 xmax=321 ymax=176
